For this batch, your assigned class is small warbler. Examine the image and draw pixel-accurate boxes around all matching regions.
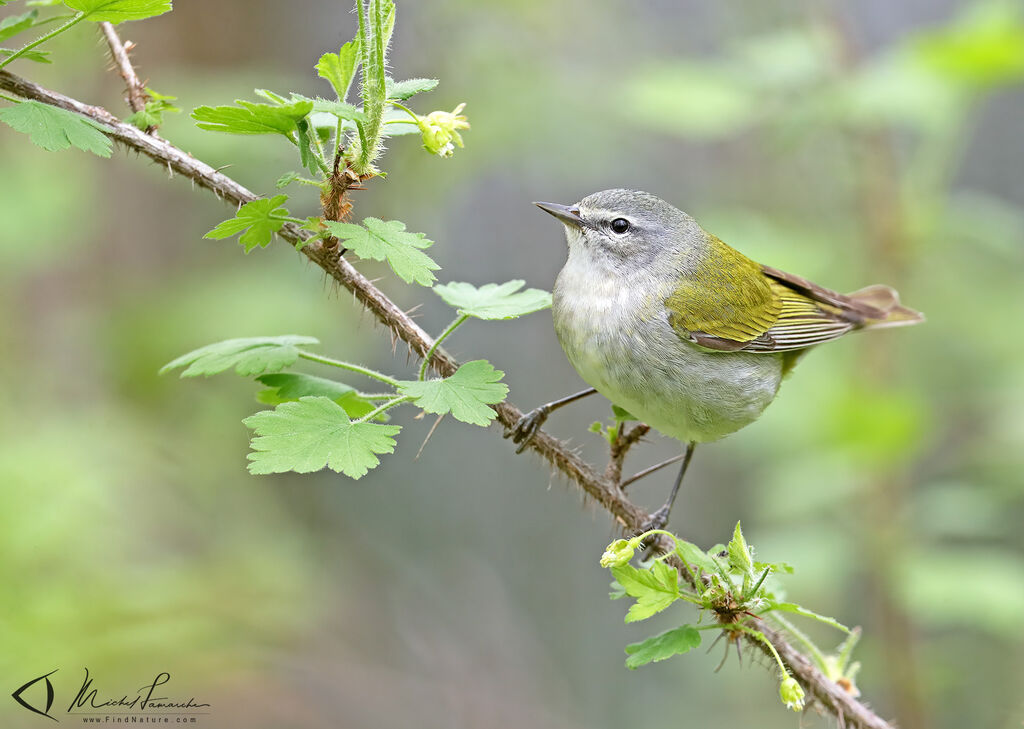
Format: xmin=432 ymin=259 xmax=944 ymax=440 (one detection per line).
xmin=509 ymin=189 xmax=923 ymax=528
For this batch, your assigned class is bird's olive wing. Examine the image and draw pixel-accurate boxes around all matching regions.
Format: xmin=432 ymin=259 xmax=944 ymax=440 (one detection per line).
xmin=666 ymin=245 xmax=872 ymax=353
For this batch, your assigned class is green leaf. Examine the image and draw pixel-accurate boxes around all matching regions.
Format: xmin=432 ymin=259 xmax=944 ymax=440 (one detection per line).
xmin=754 ymin=559 xmax=795 ymax=575
xmin=727 ymin=521 xmax=754 ymax=576
xmin=191 ymin=98 xmax=312 ymax=136
xmin=317 ymin=39 xmax=359 ymax=100
xmin=244 ymin=396 xmax=401 ymax=478
xmin=624 ymin=624 xmax=702 ymax=669
xmin=432 ymin=280 xmax=552 ymax=320
xmin=0 ymin=10 xmax=38 ymax=43
xmin=203 ymin=195 xmax=290 ymax=252
xmin=0 ymin=100 xmax=111 ymax=157
xmin=675 ymin=539 xmax=721 ymax=575
xmin=62 ymin=0 xmax=171 ymax=23
xmin=275 ymin=171 xmax=301 ymax=189
xmin=255 ymin=373 xmax=377 ymax=419
xmin=386 ymin=77 xmax=439 ymax=100
xmin=397 ymin=360 xmax=508 ymax=426
xmin=310 ymin=97 xmax=366 ymax=121
xmin=0 ymin=47 xmax=50 ymax=62
xmin=611 ymin=561 xmax=680 ymax=623
xmin=323 ymin=218 xmax=439 ymax=286
xmin=611 ymin=404 xmax=635 ymax=421
xmin=160 ymin=335 xmax=318 ymax=378
xmin=294 ymin=118 xmax=318 ymax=174
xmin=125 ymin=89 xmax=179 ymax=130
xmin=766 ymin=602 xmax=849 ymax=633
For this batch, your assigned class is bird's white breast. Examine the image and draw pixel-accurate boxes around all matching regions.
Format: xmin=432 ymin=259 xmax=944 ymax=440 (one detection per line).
xmin=552 ymin=252 xmax=784 ymax=444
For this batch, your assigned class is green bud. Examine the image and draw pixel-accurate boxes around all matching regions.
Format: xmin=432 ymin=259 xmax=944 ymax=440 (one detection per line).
xmin=600 ymin=538 xmax=636 ymax=568
xmin=779 ymin=675 xmax=805 ymax=712
xmin=415 ymin=103 xmax=469 ymax=157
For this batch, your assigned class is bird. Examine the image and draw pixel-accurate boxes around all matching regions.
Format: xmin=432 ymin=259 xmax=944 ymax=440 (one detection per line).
xmin=508 ymin=188 xmax=923 ymax=530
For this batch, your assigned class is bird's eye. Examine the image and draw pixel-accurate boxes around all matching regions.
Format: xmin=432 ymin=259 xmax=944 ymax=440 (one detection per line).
xmin=610 ymin=218 xmax=630 ymax=234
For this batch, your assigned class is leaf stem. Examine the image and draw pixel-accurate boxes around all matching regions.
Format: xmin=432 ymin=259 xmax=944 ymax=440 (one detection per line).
xmin=356 ymin=394 xmax=411 ymax=423
xmin=734 ymin=624 xmax=788 ymax=676
xmin=768 ymin=613 xmax=828 ymax=672
xmin=0 ymin=11 xmax=86 ymax=71
xmin=388 ymin=100 xmax=420 ymax=123
xmin=419 ymin=314 xmax=468 ymax=380
xmin=298 ymin=351 xmax=398 ymax=386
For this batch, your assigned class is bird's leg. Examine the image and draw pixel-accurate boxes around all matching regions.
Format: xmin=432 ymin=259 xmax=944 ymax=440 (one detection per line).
xmin=504 ymin=387 xmax=598 ymax=453
xmin=641 ymin=442 xmax=697 ymax=532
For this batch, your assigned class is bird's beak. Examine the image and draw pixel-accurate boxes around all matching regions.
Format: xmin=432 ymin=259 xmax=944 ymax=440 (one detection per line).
xmin=534 ymin=201 xmax=585 ymax=229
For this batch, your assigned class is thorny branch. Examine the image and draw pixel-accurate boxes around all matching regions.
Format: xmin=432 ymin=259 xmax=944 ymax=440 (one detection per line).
xmin=98 ymin=22 xmax=155 ymax=134
xmin=0 ymin=60 xmax=896 ymax=729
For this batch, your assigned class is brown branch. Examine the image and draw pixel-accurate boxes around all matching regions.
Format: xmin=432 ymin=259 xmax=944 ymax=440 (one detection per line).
xmin=0 ymin=68 xmax=896 ymax=729
xmin=98 ymin=22 xmax=156 ymax=134
xmin=605 ymin=422 xmax=650 ymax=483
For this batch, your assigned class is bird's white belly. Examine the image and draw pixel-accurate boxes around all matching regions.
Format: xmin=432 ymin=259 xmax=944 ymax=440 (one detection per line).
xmin=552 ymin=267 xmax=783 ymax=444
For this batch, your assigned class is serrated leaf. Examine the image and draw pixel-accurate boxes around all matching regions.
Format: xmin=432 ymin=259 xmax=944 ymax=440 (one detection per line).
xmin=0 ymin=10 xmax=38 ymax=43
xmin=386 ymin=77 xmax=439 ymax=100
xmin=323 ymin=218 xmax=439 ymax=286
xmin=767 ymin=602 xmax=850 ymax=633
xmin=727 ymin=521 xmax=754 ymax=576
xmin=675 ymin=539 xmax=721 ymax=575
xmin=0 ymin=101 xmax=111 ymax=157
xmin=62 ymin=0 xmax=171 ymax=23
xmin=432 ymin=280 xmax=552 ymax=320
xmin=244 ymin=396 xmax=400 ymax=478
xmin=611 ymin=561 xmax=680 ymax=623
xmin=275 ymin=171 xmax=301 ymax=189
xmin=204 ymin=195 xmax=290 ymax=252
xmin=397 ymin=360 xmax=507 ymax=426
xmin=624 ymin=624 xmax=702 ymax=669
xmin=317 ymin=39 xmax=359 ymax=100
xmin=191 ymin=98 xmax=312 ymax=136
xmin=311 ymin=97 xmax=366 ymax=121
xmin=255 ymin=373 xmax=377 ymax=419
xmin=160 ymin=335 xmax=318 ymax=378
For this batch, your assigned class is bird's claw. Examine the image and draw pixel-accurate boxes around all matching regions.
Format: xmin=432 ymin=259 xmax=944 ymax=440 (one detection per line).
xmin=505 ymin=405 xmax=551 ymax=453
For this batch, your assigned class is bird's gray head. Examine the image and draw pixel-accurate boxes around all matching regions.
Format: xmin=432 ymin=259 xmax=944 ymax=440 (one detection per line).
xmin=535 ymin=189 xmax=702 ymax=271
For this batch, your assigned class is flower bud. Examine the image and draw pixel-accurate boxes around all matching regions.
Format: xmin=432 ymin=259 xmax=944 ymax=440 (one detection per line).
xmin=600 ymin=538 xmax=636 ymax=568
xmin=779 ymin=675 xmax=805 ymax=712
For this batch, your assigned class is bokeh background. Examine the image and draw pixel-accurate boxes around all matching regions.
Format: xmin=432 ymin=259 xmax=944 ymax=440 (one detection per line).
xmin=2 ymin=0 xmax=1023 ymax=727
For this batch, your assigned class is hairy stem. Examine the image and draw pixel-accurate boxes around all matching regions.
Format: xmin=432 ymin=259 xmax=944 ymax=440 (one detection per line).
xmin=419 ymin=314 xmax=468 ymax=380
xmin=297 ymin=351 xmax=398 ymax=387
xmin=0 ymin=12 xmax=87 ymax=71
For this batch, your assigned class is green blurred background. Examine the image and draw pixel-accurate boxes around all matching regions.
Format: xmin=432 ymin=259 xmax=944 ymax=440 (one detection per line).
xmin=2 ymin=0 xmax=1023 ymax=727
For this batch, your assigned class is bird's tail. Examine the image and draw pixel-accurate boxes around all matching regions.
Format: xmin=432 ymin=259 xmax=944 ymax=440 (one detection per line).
xmin=846 ymin=284 xmax=925 ymax=329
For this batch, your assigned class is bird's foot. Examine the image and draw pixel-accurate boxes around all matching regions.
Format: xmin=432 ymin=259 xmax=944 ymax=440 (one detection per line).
xmin=504 ymin=405 xmax=551 ymax=453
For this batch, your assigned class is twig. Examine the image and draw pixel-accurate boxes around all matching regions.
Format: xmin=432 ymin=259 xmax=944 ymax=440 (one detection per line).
xmin=620 ymin=453 xmax=686 ymax=490
xmin=0 ymin=67 xmax=895 ymax=729
xmin=98 ymin=22 xmax=155 ymax=134
xmin=605 ymin=422 xmax=649 ymax=484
